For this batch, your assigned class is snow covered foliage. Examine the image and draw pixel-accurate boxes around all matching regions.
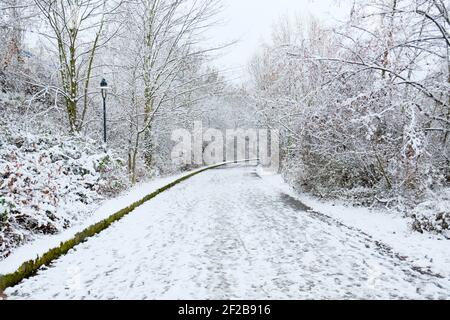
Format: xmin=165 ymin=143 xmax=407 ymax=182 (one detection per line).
xmin=0 ymin=107 xmax=128 ymax=259
xmin=410 ymin=188 xmax=450 ymax=238
xmin=249 ymin=0 xmax=450 ymax=235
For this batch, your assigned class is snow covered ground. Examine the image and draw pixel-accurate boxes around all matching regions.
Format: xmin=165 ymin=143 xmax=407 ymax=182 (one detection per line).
xmin=0 ymin=170 xmax=193 ymax=275
xmin=260 ymin=169 xmax=450 ymax=283
xmin=4 ymin=164 xmax=450 ymax=299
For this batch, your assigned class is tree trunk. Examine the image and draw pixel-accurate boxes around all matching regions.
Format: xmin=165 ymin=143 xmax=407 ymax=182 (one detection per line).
xmin=381 ymin=0 xmax=397 ymax=79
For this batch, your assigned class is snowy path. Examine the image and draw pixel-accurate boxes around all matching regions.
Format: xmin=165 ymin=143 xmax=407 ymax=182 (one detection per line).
xmin=5 ymin=164 xmax=450 ymax=299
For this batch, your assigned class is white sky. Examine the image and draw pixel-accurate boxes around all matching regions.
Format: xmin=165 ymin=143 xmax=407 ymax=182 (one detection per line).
xmin=207 ymin=0 xmax=352 ymax=83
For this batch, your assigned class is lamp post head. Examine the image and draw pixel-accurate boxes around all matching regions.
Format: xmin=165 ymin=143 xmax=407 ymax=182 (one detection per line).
xmin=100 ymin=78 xmax=108 ymax=99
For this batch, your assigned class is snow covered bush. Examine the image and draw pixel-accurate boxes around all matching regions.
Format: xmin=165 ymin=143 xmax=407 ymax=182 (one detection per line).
xmin=0 ymin=120 xmax=128 ymax=259
xmin=410 ymin=189 xmax=450 ymax=238
xmin=250 ymin=1 xmax=450 ymax=235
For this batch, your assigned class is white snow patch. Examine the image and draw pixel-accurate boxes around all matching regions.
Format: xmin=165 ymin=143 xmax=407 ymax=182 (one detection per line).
xmin=258 ymin=167 xmax=450 ymax=279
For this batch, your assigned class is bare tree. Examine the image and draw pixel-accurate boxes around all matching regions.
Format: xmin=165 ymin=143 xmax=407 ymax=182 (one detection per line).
xmin=110 ymin=0 xmax=226 ymax=183
xmin=33 ymin=0 xmax=123 ymax=132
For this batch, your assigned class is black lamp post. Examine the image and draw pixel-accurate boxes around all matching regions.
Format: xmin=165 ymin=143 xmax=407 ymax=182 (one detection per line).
xmin=100 ymin=78 xmax=108 ymax=144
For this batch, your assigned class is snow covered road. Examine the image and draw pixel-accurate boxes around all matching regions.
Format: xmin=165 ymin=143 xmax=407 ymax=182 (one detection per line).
xmin=5 ymin=164 xmax=450 ymax=299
